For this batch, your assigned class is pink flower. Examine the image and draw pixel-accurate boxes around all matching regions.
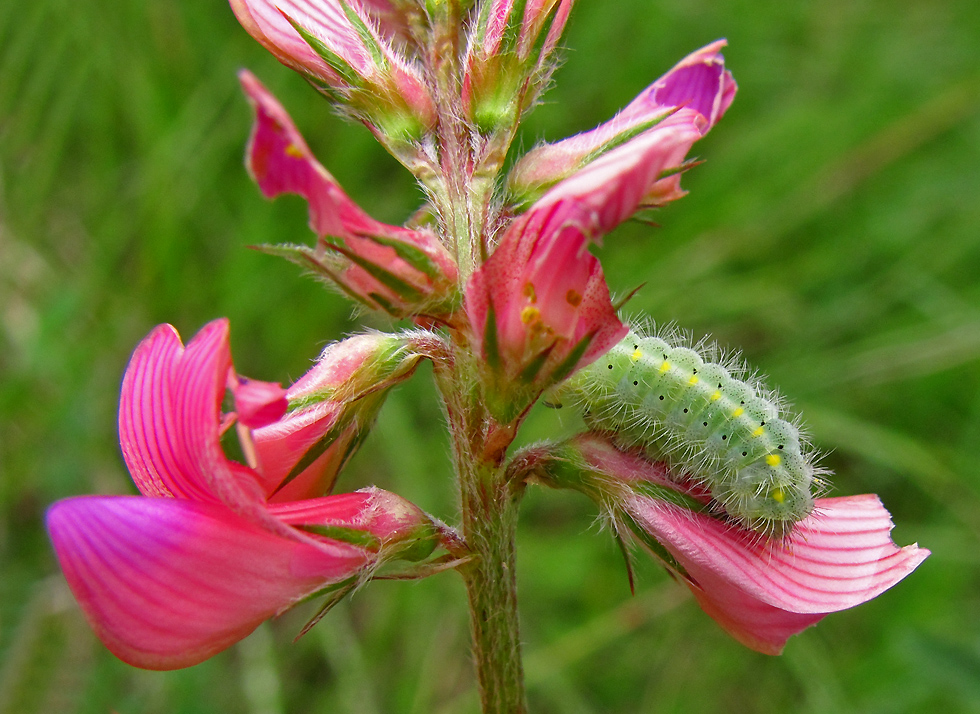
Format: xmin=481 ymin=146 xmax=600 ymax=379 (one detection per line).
xmin=507 ymin=40 xmax=736 ymax=208
xmin=466 ymin=200 xmax=626 ymax=405
xmin=230 ymin=0 xmax=434 ymax=130
xmin=241 ymin=71 xmax=458 ymax=318
xmin=251 ymin=332 xmax=420 ymax=501
xmin=47 ymin=320 xmax=437 ymax=669
xmin=549 ymin=435 xmax=929 ymax=654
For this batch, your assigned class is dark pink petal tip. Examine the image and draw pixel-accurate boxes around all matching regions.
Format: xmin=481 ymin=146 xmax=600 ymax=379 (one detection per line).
xmin=47 ymin=496 xmax=369 ymax=670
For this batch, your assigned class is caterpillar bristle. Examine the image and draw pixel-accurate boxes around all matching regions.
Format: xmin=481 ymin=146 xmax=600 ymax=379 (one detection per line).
xmin=564 ymin=327 xmax=827 ymax=537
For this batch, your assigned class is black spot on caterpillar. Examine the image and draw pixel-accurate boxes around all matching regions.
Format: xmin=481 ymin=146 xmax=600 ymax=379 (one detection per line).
xmin=554 ymin=329 xmax=826 ymax=537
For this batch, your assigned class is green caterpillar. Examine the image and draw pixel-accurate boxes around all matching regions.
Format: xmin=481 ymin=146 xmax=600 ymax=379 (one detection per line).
xmin=556 ymin=330 xmax=824 ymax=537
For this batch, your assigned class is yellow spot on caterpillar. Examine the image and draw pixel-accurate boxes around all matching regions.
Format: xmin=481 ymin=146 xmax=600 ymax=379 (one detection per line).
xmin=285 ymin=143 xmax=305 ymax=158
xmin=710 ymin=391 xmax=721 ymax=401
xmin=732 ymin=407 xmax=744 ymax=417
xmin=659 ymin=361 xmax=671 ymax=374
xmin=631 ymin=349 xmax=642 ymax=362
xmin=688 ymin=375 xmax=699 ymax=385
xmin=751 ymin=426 xmax=765 ymax=437
xmin=772 ymin=487 xmax=786 ymax=503
xmin=520 ymin=306 xmax=541 ymax=325
xmin=766 ymin=453 xmax=782 ymax=467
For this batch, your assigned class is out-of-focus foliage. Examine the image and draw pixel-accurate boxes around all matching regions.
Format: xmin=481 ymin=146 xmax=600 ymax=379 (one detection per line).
xmin=1 ymin=0 xmax=978 ymax=711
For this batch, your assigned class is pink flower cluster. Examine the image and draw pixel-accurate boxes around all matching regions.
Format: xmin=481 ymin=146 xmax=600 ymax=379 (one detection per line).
xmin=46 ymin=0 xmax=927 ymax=673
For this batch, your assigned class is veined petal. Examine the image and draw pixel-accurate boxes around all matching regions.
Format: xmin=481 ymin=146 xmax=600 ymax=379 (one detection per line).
xmin=628 ymin=494 xmax=929 ymax=654
xmin=47 ymin=496 xmax=370 ymax=670
xmin=620 ymin=39 xmax=736 ymax=130
xmin=118 ymin=319 xmax=265 ymax=512
xmin=231 ymin=0 xmax=375 ymax=81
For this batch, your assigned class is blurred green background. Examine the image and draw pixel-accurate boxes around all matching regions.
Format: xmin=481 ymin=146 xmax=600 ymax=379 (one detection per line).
xmin=2 ymin=0 xmax=979 ymax=711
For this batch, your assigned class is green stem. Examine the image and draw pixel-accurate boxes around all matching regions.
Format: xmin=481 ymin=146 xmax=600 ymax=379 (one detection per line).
xmin=437 ymin=361 xmax=528 ymax=713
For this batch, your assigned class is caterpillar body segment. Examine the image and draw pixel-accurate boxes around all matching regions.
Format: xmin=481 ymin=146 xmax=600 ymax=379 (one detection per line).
xmin=560 ymin=331 xmax=822 ymax=537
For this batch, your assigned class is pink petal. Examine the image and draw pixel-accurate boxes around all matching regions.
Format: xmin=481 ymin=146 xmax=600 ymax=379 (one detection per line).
xmin=621 ymin=39 xmax=736 ymax=130
xmin=47 ymin=496 xmax=370 ymax=670
xmin=252 ymin=401 xmax=350 ymax=500
xmin=270 ymin=487 xmax=433 ymax=541
xmin=230 ymin=0 xmax=374 ymax=80
xmin=118 ymin=320 xmax=265 ymax=513
xmin=628 ymin=494 xmax=929 ymax=653
xmin=536 ymin=108 xmax=705 ymax=234
xmin=232 ymin=377 xmax=288 ymax=428
xmin=240 ymin=73 xmax=455 ymax=311
xmin=507 ymin=41 xmax=734 ymax=206
xmin=466 ymin=200 xmax=626 ymax=379
xmin=240 ymin=70 xmax=383 ymax=241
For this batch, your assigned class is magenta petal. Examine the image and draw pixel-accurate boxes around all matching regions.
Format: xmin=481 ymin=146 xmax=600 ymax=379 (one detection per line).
xmin=537 ymin=109 xmax=705 ymax=234
xmin=622 ymin=39 xmax=736 ymax=130
xmin=240 ymin=71 xmax=381 ymax=240
xmin=628 ymin=494 xmax=929 ymax=653
xmin=230 ymin=0 xmax=372 ymax=81
xmin=233 ymin=377 xmax=289 ymax=428
xmin=47 ymin=496 xmax=369 ymax=670
xmin=118 ymin=320 xmax=267 ymax=514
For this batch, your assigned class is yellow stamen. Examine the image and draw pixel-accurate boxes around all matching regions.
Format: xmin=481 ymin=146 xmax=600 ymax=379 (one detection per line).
xmin=520 ymin=306 xmax=541 ymax=325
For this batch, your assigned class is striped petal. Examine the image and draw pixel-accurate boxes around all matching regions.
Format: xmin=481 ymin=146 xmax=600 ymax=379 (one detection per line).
xmin=47 ymin=496 xmax=370 ymax=670
xmin=627 ymin=494 xmax=929 ymax=653
xmin=230 ymin=0 xmax=374 ymax=82
xmin=118 ymin=319 xmax=267 ymax=514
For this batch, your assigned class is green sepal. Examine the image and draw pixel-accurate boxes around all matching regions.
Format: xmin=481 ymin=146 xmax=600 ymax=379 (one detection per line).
xmin=516 ymin=342 xmax=555 ymax=384
xmin=360 ymin=231 xmax=445 ymax=281
xmin=299 ymin=524 xmax=382 ymax=550
xmin=323 ymin=240 xmax=425 ymax=302
xmin=618 ymin=509 xmax=687 ymax=577
xmin=254 ymin=243 xmax=380 ymax=311
xmin=482 ymin=302 xmax=502 ymax=371
xmin=294 ymin=577 xmax=359 ymax=640
xmin=499 ymin=0 xmax=531 ymax=55
xmin=337 ymin=0 xmax=387 ymax=70
xmin=547 ymin=329 xmax=596 ymax=385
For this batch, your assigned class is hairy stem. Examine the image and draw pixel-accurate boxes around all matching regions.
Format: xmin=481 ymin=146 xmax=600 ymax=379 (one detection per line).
xmin=437 ymin=359 xmax=528 ymax=713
